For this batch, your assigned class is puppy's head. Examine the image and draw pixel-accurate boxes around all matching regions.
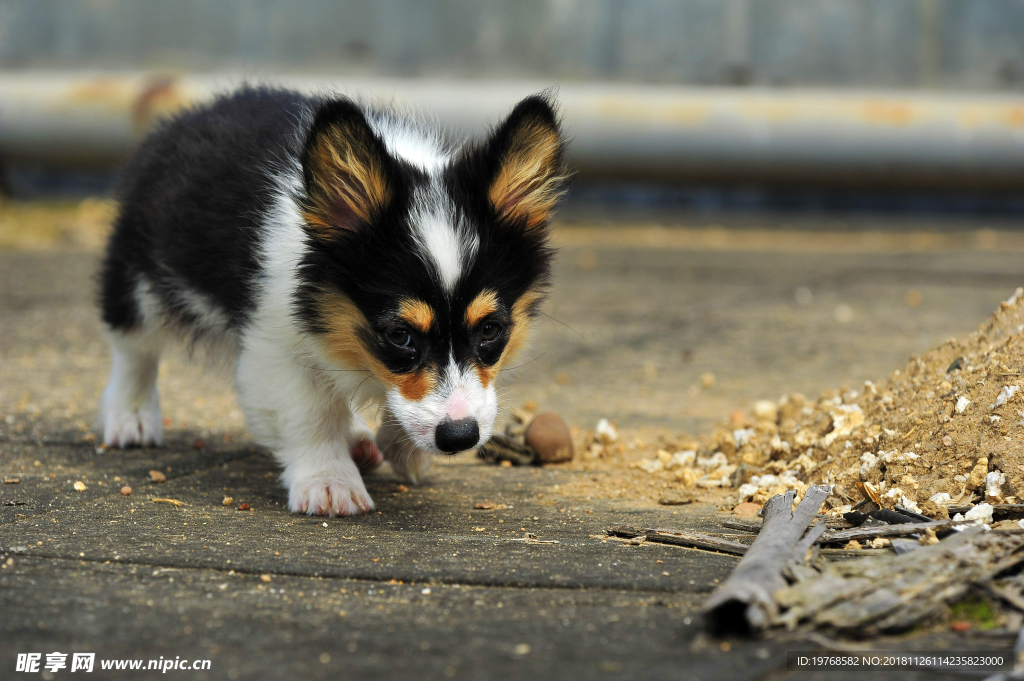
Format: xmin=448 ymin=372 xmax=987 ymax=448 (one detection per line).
xmin=296 ymin=94 xmax=566 ymax=453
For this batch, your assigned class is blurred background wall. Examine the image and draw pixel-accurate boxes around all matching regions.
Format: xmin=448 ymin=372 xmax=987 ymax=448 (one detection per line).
xmin=1 ymin=0 xmax=1024 ymax=215
xmin=3 ymin=0 xmax=1024 ymax=89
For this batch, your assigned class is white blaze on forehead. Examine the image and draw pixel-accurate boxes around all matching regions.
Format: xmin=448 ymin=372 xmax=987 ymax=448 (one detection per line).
xmin=366 ymin=111 xmax=450 ymax=172
xmin=410 ymin=183 xmax=479 ymax=293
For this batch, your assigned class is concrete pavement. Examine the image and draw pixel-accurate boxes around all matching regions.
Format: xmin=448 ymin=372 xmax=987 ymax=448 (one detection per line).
xmin=2 ymin=222 xmax=1022 ymax=680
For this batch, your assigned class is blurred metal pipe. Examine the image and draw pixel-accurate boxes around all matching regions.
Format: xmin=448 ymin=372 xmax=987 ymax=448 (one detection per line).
xmin=3 ymin=72 xmax=1024 ymax=189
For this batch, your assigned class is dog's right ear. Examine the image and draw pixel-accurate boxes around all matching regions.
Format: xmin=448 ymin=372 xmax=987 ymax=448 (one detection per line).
xmin=301 ymin=99 xmax=393 ymax=235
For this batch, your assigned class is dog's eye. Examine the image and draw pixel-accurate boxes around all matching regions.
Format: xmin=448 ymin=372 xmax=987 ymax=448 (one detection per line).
xmin=480 ymin=322 xmax=503 ymax=342
xmin=386 ymin=328 xmax=414 ymax=349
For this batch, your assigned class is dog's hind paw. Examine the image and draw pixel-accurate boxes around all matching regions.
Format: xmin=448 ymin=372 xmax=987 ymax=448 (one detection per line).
xmin=385 ymin=447 xmax=432 ymax=485
xmin=101 ymin=401 xmax=163 ymax=448
xmin=376 ymin=420 xmax=432 ymax=484
xmin=350 ymin=434 xmax=383 ymax=471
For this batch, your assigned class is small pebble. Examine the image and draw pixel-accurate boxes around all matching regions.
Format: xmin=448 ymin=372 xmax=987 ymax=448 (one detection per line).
xmin=732 ymin=502 xmax=761 ymax=516
xmin=260 ymin=574 xmax=272 ymax=583
xmin=525 ymin=413 xmax=574 ymax=464
xmin=120 ymin=486 xmax=132 ymax=496
xmin=728 ymin=410 xmax=749 ymax=428
xmin=700 ymin=372 xmax=716 ymax=389
xmin=396 ymin=484 xmax=408 ymax=493
xmin=223 ymin=496 xmax=234 ymax=506
xmin=238 ymin=503 xmax=250 ymax=511
xmin=752 ymin=400 xmax=778 ymax=422
xmin=149 ymin=470 xmax=166 ymax=483
xmin=73 ymin=481 xmax=87 ymax=491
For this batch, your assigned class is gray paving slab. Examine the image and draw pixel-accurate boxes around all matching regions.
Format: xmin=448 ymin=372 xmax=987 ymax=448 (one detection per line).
xmin=2 ymin=448 xmax=741 ymax=591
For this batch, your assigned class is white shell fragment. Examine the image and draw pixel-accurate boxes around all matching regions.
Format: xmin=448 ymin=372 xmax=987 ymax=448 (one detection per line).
xmin=859 ymin=452 xmax=877 ymax=479
xmin=882 ymin=487 xmax=921 ymax=513
xmin=956 ymin=396 xmax=971 ymax=414
xmin=637 ymin=459 xmax=663 ymax=474
xmin=594 ymin=418 xmax=618 ymax=444
xmin=985 ymin=471 xmax=1006 ymax=500
xmin=928 ymin=492 xmax=952 ymax=507
xmin=953 ymin=503 xmax=994 ymax=529
xmin=820 ymin=404 xmax=864 ymax=446
xmin=991 ymin=385 xmax=1020 ymax=409
xmin=697 ymin=452 xmax=728 ymax=471
xmin=668 ymin=450 xmax=696 ymax=469
xmin=737 ymin=483 xmax=759 ymax=502
xmin=733 ymin=428 xmax=755 ymax=448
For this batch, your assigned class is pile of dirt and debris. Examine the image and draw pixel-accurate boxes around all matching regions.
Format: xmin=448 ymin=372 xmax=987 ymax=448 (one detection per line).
xmin=602 ymin=288 xmax=1024 ymax=519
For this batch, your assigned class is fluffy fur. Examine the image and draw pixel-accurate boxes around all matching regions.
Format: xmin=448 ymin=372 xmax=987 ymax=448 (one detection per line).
xmin=98 ymin=86 xmax=566 ymax=516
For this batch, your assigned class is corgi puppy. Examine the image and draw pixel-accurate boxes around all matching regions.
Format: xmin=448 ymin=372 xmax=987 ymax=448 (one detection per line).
xmin=98 ymin=86 xmax=566 ymax=516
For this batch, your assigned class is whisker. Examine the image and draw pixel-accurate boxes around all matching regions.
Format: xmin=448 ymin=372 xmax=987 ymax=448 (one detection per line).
xmin=539 ymin=312 xmax=583 ymax=339
xmin=503 ymin=352 xmax=546 ymax=372
xmin=295 ymin=362 xmax=370 ymax=373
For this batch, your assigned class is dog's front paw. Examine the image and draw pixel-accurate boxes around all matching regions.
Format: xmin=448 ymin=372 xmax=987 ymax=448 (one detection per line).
xmin=284 ymin=466 xmax=374 ymax=517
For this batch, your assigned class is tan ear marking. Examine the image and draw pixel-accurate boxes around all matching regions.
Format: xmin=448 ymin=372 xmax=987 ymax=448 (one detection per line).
xmin=398 ymin=299 xmax=434 ymax=333
xmin=465 ymin=290 xmax=499 ymax=328
xmin=488 ymin=122 xmax=564 ymax=229
xmin=303 ymin=122 xmax=391 ymax=233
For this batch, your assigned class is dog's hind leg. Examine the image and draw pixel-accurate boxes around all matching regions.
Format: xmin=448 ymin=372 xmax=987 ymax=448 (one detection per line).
xmin=100 ymin=326 xmax=164 ymax=447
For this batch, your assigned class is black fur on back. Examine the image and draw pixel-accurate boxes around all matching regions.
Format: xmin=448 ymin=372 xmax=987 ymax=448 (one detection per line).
xmin=99 ymin=86 xmax=310 ymax=332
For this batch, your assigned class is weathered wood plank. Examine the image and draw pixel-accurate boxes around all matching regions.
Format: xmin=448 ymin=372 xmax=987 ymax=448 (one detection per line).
xmin=605 ymin=525 xmax=749 ymax=556
xmin=702 ymin=485 xmax=831 ymax=634
xmin=817 ymin=519 xmax=964 ymax=544
xmin=774 ymin=527 xmax=1024 ymax=634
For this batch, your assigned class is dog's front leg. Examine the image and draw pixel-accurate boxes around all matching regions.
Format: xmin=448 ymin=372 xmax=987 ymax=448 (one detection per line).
xmin=236 ymin=341 xmax=378 ymax=516
xmin=376 ymin=407 xmax=433 ymax=485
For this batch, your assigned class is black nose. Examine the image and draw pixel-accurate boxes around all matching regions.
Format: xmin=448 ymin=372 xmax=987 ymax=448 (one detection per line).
xmin=434 ymin=417 xmax=480 ymax=453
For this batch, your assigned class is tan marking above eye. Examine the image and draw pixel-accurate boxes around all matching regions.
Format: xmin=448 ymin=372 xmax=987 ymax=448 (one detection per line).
xmin=465 ymin=290 xmax=499 ymax=328
xmin=472 ymin=288 xmax=544 ymax=388
xmin=397 ymin=298 xmax=434 ymax=333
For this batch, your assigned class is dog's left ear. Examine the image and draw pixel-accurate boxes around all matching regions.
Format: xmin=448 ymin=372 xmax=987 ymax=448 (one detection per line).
xmin=483 ymin=94 xmax=567 ymax=230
